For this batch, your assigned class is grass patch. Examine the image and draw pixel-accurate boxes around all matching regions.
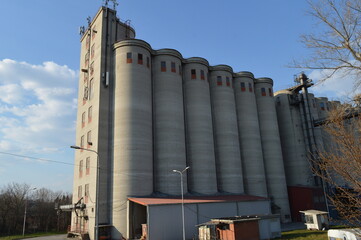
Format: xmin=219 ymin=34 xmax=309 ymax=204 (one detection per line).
xmin=0 ymin=231 xmax=66 ymax=240
xmin=276 ymin=228 xmax=328 ymax=240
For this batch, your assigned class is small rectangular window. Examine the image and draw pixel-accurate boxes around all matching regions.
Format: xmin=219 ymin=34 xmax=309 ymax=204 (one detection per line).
xmin=79 ymin=160 xmax=83 ymax=178
xmin=146 ymin=57 xmax=150 ymax=68
xmin=88 ymin=106 xmax=92 ymax=123
xmin=87 ymin=131 xmax=92 ymax=145
xmin=226 ymin=77 xmax=230 ymax=86
xmin=85 ymin=184 xmax=89 ymax=203
xmin=161 ymin=61 xmax=166 ymax=72
xmin=138 ymin=53 xmax=143 ymax=65
xmin=269 ymin=88 xmax=273 ymax=97
xmin=248 ymin=83 xmax=253 ymax=92
xmin=127 ymin=52 xmax=132 ymax=63
xmin=200 ymin=70 xmax=205 ymax=80
xmin=241 ymin=82 xmax=246 ymax=91
xmin=261 ymin=88 xmax=266 ymax=96
xmin=191 ymin=69 xmax=196 ymax=79
xmin=78 ymin=185 xmax=82 ymax=199
xmin=82 ymin=112 xmax=86 ymax=128
xmin=171 ymin=62 xmax=176 ymax=73
xmin=86 ymin=157 xmax=90 ymax=175
xmin=217 ymin=76 xmax=222 ymax=86
xmin=84 ymin=72 xmax=88 ymax=82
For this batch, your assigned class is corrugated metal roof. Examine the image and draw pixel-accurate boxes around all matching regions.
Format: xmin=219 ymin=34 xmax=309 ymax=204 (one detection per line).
xmin=128 ymin=194 xmax=267 ymax=206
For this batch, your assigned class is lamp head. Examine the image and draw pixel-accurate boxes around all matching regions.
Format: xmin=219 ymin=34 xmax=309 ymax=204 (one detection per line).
xmin=70 ymin=145 xmax=81 ymax=149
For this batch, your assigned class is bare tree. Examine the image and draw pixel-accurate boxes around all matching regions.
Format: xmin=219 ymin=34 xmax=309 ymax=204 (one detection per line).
xmin=313 ymin=100 xmax=361 ymax=225
xmin=293 ymin=0 xmax=361 ymax=88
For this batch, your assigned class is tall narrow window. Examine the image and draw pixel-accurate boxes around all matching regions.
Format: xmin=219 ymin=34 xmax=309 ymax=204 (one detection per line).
xmin=88 ymin=106 xmax=92 ymax=123
xmin=138 ymin=53 xmax=143 ymax=65
xmin=85 ymin=184 xmax=89 ymax=203
xmin=171 ymin=62 xmax=176 ymax=73
xmin=92 ymin=25 xmax=97 ymax=40
xmin=126 ymin=52 xmax=132 ymax=63
xmin=90 ymin=62 xmax=94 ymax=75
xmin=191 ymin=69 xmax=196 ymax=79
xmin=261 ymin=88 xmax=266 ymax=96
xmin=161 ymin=61 xmax=166 ymax=72
xmin=80 ymin=135 xmax=85 ymax=149
xmin=320 ymin=102 xmax=325 ymax=110
xmin=79 ymin=160 xmax=83 ymax=178
xmin=87 ymin=131 xmax=92 ymax=146
xmin=240 ymin=82 xmax=246 ymax=91
xmin=226 ymin=77 xmax=230 ymax=86
xmin=86 ymin=157 xmax=90 ymax=175
xmin=85 ymin=52 xmax=89 ymax=66
xmin=200 ymin=70 xmax=205 ymax=80
xmin=217 ymin=76 xmax=222 ymax=86
xmin=146 ymin=57 xmax=150 ymax=68
xmin=248 ymin=82 xmax=253 ymax=92
xmin=89 ymin=79 xmax=94 ymax=100
xmin=82 ymin=112 xmax=86 ymax=128
xmin=84 ymin=72 xmax=88 ymax=82
xmin=78 ymin=185 xmax=82 ymax=200
xmin=91 ymin=44 xmax=95 ymax=59
xmin=269 ymin=88 xmax=273 ymax=97
xmin=86 ymin=35 xmax=90 ymax=49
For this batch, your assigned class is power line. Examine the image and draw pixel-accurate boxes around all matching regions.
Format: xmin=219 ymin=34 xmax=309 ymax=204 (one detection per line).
xmin=0 ymin=151 xmax=75 ymax=167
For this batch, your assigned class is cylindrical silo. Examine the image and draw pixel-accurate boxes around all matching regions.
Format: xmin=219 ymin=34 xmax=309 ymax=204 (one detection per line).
xmin=209 ymin=65 xmax=244 ymax=194
xmin=308 ymin=93 xmax=324 ymax=153
xmin=183 ymin=58 xmax=217 ymax=194
xmin=255 ymin=77 xmax=291 ymax=223
xmin=315 ymin=97 xmax=332 ymax=153
xmin=152 ymin=49 xmax=188 ymax=195
xmin=233 ymin=72 xmax=268 ymax=198
xmin=274 ymin=90 xmax=314 ymax=187
xmin=113 ymin=39 xmax=153 ymax=239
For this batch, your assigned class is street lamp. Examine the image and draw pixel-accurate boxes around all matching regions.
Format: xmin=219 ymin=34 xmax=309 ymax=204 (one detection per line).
xmin=172 ymin=166 xmax=190 ymax=240
xmin=23 ymin=187 xmax=37 ymax=236
xmin=71 ymin=145 xmax=100 ymax=240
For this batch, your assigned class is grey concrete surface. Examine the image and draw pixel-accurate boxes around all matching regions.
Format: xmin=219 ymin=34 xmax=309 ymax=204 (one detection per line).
xmin=18 ymin=235 xmax=68 ymax=240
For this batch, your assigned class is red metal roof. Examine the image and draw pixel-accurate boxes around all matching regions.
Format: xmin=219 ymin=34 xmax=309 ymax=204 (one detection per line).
xmin=128 ymin=195 xmax=267 ymax=206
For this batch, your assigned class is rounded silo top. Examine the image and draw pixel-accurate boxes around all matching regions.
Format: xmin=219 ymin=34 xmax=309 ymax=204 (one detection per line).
xmin=234 ymin=71 xmax=255 ymax=79
xmin=154 ymin=48 xmax=183 ymax=60
xmin=209 ymin=65 xmax=233 ymax=74
xmin=274 ymin=89 xmax=292 ymax=96
xmin=184 ymin=57 xmax=209 ymax=67
xmin=255 ymin=77 xmax=274 ymax=86
xmin=113 ymin=39 xmax=153 ymax=53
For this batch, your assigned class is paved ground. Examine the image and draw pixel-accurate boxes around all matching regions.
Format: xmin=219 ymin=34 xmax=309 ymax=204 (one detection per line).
xmin=18 ymin=235 xmax=68 ymax=240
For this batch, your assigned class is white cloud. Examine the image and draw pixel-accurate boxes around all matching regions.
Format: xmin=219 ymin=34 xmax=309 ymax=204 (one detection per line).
xmin=0 ymin=59 xmax=78 ymax=154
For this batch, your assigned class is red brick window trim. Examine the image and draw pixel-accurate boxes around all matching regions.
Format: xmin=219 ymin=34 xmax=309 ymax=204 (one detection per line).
xmin=191 ymin=69 xmax=196 ymax=79
xmin=88 ymin=106 xmax=92 ymax=123
xmin=269 ymin=88 xmax=273 ymax=97
xmin=82 ymin=112 xmax=86 ymax=128
xmin=86 ymin=157 xmax=90 ymax=175
xmin=241 ymin=82 xmax=246 ymax=91
xmin=226 ymin=77 xmax=230 ymax=87
xmin=261 ymin=88 xmax=266 ymax=96
xmin=161 ymin=61 xmax=166 ymax=72
xmin=200 ymin=70 xmax=205 ymax=80
xmin=127 ymin=52 xmax=132 ymax=63
xmin=138 ymin=53 xmax=143 ymax=65
xmin=249 ymin=82 xmax=253 ymax=92
xmin=217 ymin=76 xmax=222 ymax=86
xmin=171 ymin=62 xmax=176 ymax=73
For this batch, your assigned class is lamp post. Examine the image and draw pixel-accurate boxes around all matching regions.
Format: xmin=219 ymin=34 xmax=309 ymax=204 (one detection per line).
xmin=23 ymin=187 xmax=37 ymax=236
xmin=71 ymin=145 xmax=100 ymax=240
xmin=172 ymin=166 xmax=190 ymax=240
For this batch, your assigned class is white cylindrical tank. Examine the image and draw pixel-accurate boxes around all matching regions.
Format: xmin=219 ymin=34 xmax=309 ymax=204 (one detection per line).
xmin=152 ymin=49 xmax=188 ymax=195
xmin=255 ymin=77 xmax=291 ymax=223
xmin=275 ymin=90 xmax=314 ymax=186
xmin=113 ymin=39 xmax=153 ymax=238
xmin=209 ymin=65 xmax=244 ymax=194
xmin=183 ymin=58 xmax=217 ymax=194
xmin=233 ymin=72 xmax=268 ymax=197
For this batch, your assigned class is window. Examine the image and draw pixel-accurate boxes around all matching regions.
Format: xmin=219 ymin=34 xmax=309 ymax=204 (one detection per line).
xmin=312 ymin=99 xmax=316 ymax=108
xmin=249 ymin=82 xmax=253 ymax=92
xmin=305 ymin=215 xmax=314 ymax=224
xmin=191 ymin=69 xmax=196 ymax=79
xmin=320 ymin=102 xmax=325 ymax=110
xmin=138 ymin=53 xmax=143 ymax=65
xmin=88 ymin=106 xmax=92 ymax=123
xmin=261 ymin=88 xmax=266 ymax=96
xmin=92 ymin=25 xmax=97 ymax=40
xmin=91 ymin=44 xmax=95 ymax=59
xmin=86 ymin=157 xmax=90 ymax=175
xmin=82 ymin=112 xmax=86 ymax=128
xmin=80 ymin=135 xmax=85 ymax=149
xmin=85 ymin=52 xmax=89 ymax=66
xmin=217 ymin=76 xmax=222 ymax=86
xmin=240 ymin=82 xmax=246 ymax=91
xmin=146 ymin=57 xmax=150 ymax=68
xmin=90 ymin=62 xmax=94 ymax=75
xmin=126 ymin=52 xmax=132 ymax=63
xmin=85 ymin=184 xmax=89 ymax=203
xmin=87 ymin=131 xmax=92 ymax=146
xmin=78 ymin=185 xmax=82 ymax=199
xmin=200 ymin=70 xmax=205 ymax=80
xmin=86 ymin=35 xmax=90 ymax=49
xmin=89 ymin=79 xmax=94 ymax=100
xmin=171 ymin=62 xmax=176 ymax=73
xmin=79 ymin=160 xmax=83 ymax=178
xmin=226 ymin=77 xmax=230 ymax=86
xmin=276 ymin=97 xmax=281 ymax=106
xmin=161 ymin=61 xmax=166 ymax=72
xmin=269 ymin=88 xmax=273 ymax=97
xmin=84 ymin=72 xmax=88 ymax=82
xmin=83 ymin=86 xmax=88 ymax=105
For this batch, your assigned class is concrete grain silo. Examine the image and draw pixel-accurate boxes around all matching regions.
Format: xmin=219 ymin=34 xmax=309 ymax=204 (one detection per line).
xmin=183 ymin=58 xmax=218 ymax=194
xmin=255 ymin=77 xmax=291 ymax=222
xmin=152 ymin=49 xmax=188 ymax=195
xmin=113 ymin=39 xmax=154 ymax=238
xmin=233 ymin=72 xmax=268 ymax=197
xmin=308 ymin=93 xmax=324 ymax=152
xmin=209 ymin=65 xmax=244 ymax=194
xmin=275 ymin=90 xmax=314 ymax=186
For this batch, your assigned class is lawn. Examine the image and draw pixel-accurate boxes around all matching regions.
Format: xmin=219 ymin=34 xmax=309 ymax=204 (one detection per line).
xmin=276 ymin=228 xmax=328 ymax=240
xmin=0 ymin=231 xmax=66 ymax=240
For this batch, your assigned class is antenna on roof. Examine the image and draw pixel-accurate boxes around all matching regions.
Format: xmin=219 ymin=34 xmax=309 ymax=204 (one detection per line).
xmin=87 ymin=16 xmax=91 ymax=26
xmin=110 ymin=0 xmax=119 ymax=11
xmin=103 ymin=0 xmax=109 ymax=7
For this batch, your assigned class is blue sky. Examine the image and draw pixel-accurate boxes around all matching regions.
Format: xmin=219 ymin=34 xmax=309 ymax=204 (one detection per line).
xmin=0 ymin=0 xmax=357 ymax=193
